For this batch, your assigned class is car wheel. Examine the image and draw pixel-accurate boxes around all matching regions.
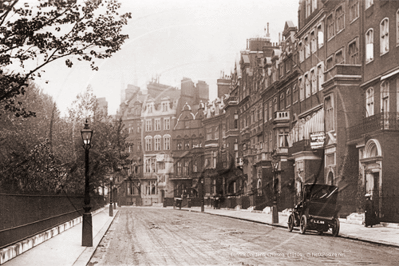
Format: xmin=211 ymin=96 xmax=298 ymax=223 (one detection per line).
xmin=288 ymin=214 xmax=294 ymax=232
xmin=332 ymin=218 xmax=340 ymax=237
xmin=300 ymin=215 xmax=307 ymax=234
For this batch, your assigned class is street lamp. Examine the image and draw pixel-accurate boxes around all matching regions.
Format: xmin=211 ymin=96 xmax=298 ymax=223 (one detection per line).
xmin=272 ymin=162 xmax=279 ymax=224
xmin=81 ymin=119 xmax=93 ymax=247
xmin=201 ymin=178 xmax=204 ymax=212
xmin=109 ymin=176 xmax=113 ymax=217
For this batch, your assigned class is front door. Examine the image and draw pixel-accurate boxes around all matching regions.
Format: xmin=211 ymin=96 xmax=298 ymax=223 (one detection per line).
xmin=373 ymin=172 xmax=380 ymax=218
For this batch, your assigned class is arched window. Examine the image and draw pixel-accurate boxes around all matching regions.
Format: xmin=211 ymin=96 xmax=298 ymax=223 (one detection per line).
xmin=380 ymin=18 xmax=389 ymax=55
xmin=365 ymin=139 xmax=381 ymax=158
xmin=366 ymin=87 xmax=374 ymax=117
xmin=286 ymin=88 xmax=291 ymax=107
xmin=311 ymin=68 xmax=317 ymax=94
xmin=366 ymin=29 xmax=374 ymax=62
xmin=299 ymin=77 xmax=304 ymax=101
xmin=305 ymin=72 xmax=311 ymax=98
xmin=293 ymin=85 xmax=298 ymax=103
xmin=317 ymin=63 xmax=324 ymax=91
xmin=280 ymin=93 xmax=285 ymax=110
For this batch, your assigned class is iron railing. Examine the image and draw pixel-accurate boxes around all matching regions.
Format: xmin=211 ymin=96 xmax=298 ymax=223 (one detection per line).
xmin=348 ymin=112 xmax=399 ymax=141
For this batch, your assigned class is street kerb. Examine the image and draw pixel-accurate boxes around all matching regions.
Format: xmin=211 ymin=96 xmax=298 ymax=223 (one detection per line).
xmin=176 ymin=207 xmax=399 ymax=248
xmin=72 ymin=209 xmax=119 ymax=266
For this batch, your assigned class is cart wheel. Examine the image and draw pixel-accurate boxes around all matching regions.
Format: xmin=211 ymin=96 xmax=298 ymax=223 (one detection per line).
xmin=332 ymin=218 xmax=340 ymax=237
xmin=288 ymin=214 xmax=294 ymax=232
xmin=300 ymin=215 xmax=307 ymax=234
xmin=317 ymin=230 xmax=323 ymax=235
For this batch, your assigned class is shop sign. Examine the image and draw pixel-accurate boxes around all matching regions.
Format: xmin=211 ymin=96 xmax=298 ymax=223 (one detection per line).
xmin=310 ymin=131 xmax=326 ymax=149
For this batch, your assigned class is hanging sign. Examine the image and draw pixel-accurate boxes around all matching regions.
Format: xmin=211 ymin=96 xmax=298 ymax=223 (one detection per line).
xmin=310 ymin=132 xmax=326 ymax=149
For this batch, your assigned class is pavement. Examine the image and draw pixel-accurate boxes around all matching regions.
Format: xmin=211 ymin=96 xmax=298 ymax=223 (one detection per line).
xmin=2 ymin=206 xmax=118 ymax=266
xmin=177 ymin=206 xmax=399 ymax=247
xmin=2 ymin=205 xmax=399 ymax=266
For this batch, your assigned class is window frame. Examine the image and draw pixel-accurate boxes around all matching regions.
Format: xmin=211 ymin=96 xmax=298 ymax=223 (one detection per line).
xmin=310 ymin=68 xmax=317 ymax=95
xmin=381 ymin=81 xmax=389 ymax=113
xmin=305 ymin=35 xmax=310 ymax=59
xmin=325 ymin=95 xmax=335 ymax=132
xmin=164 ymin=117 xmax=170 ymax=130
xmin=327 ymin=13 xmax=335 ymax=40
xmin=299 ymin=76 xmax=305 ymax=102
xmin=365 ymin=0 xmax=373 ymax=10
xmin=154 ymin=118 xmax=161 ymax=131
xmin=298 ymin=41 xmax=304 ymax=62
xmin=335 ymin=5 xmax=345 ymax=34
xmin=286 ymin=88 xmax=291 ymax=108
xmin=348 ymin=38 xmax=359 ymax=64
xmin=366 ymin=87 xmax=374 ymax=117
xmin=317 ymin=62 xmax=324 ymax=91
xmin=163 ymin=135 xmax=171 ymax=150
xmin=145 ymin=119 xmax=152 ymax=132
xmin=349 ymin=0 xmax=359 ymax=23
xmin=317 ymin=22 xmax=324 ymax=48
xmin=304 ymin=72 xmax=311 ymax=99
xmin=280 ymin=93 xmax=285 ymax=110
xmin=311 ymin=30 xmax=317 ymax=54
xmin=335 ymin=48 xmax=344 ymax=65
xmin=365 ymin=28 xmax=374 ymax=63
xmin=293 ymin=84 xmax=298 ymax=104
xmin=145 ymin=136 xmax=152 ymax=151
xmin=380 ymin=18 xmax=389 ymax=56
xmin=154 ymin=136 xmax=161 ymax=151
xmin=326 ymin=55 xmax=334 ymax=70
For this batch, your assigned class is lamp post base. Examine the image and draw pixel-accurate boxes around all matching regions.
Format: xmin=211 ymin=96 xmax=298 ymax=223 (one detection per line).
xmin=272 ymin=201 xmax=279 ymax=224
xmin=82 ymin=209 xmax=93 ymax=247
xmin=201 ymin=200 xmax=204 ymax=212
xmin=109 ymin=203 xmax=113 ymax=217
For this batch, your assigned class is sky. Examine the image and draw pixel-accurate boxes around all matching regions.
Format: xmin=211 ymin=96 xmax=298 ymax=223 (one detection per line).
xmin=36 ymin=0 xmax=299 ymax=115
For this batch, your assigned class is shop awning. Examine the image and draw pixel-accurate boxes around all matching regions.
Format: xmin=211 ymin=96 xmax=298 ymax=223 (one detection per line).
xmin=289 ymin=108 xmax=324 ymax=145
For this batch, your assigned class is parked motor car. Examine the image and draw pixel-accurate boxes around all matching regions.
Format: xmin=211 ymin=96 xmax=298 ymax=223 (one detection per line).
xmin=287 ymin=183 xmax=341 ymax=236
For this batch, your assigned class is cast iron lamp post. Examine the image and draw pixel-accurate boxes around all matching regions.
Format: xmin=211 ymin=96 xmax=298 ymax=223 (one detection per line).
xmin=81 ymin=119 xmax=93 ymax=247
xmin=272 ymin=162 xmax=279 ymax=224
xmin=201 ymin=178 xmax=204 ymax=212
xmin=109 ymin=175 xmax=113 ymax=217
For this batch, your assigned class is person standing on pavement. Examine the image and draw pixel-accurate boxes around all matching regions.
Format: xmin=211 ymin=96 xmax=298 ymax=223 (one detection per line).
xmin=364 ymin=194 xmax=375 ymax=227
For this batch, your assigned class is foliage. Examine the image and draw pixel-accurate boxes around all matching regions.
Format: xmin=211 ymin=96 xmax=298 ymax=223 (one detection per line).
xmin=65 ymin=85 xmax=129 ymax=192
xmin=0 ymin=83 xmax=63 ymax=192
xmin=0 ymin=84 xmax=129 ymax=194
xmin=0 ymin=0 xmax=131 ymax=117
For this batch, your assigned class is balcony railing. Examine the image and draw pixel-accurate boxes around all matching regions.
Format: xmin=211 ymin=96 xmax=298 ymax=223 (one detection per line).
xmin=348 ymin=112 xmax=399 ymax=141
xmin=289 ymin=139 xmax=311 ymax=155
xmin=274 ymin=111 xmax=290 ymax=121
xmin=254 ymin=151 xmax=271 ymax=163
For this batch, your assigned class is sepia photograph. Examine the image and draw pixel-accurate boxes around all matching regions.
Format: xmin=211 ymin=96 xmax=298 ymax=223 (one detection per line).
xmin=0 ymin=0 xmax=399 ymax=265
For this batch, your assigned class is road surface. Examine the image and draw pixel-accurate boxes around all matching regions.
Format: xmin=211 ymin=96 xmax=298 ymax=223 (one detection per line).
xmin=88 ymin=207 xmax=399 ymax=266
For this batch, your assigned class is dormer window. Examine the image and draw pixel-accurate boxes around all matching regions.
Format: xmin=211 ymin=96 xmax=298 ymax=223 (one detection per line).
xmin=147 ymin=103 xmax=153 ymax=113
xmin=162 ymin=102 xmax=168 ymax=112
